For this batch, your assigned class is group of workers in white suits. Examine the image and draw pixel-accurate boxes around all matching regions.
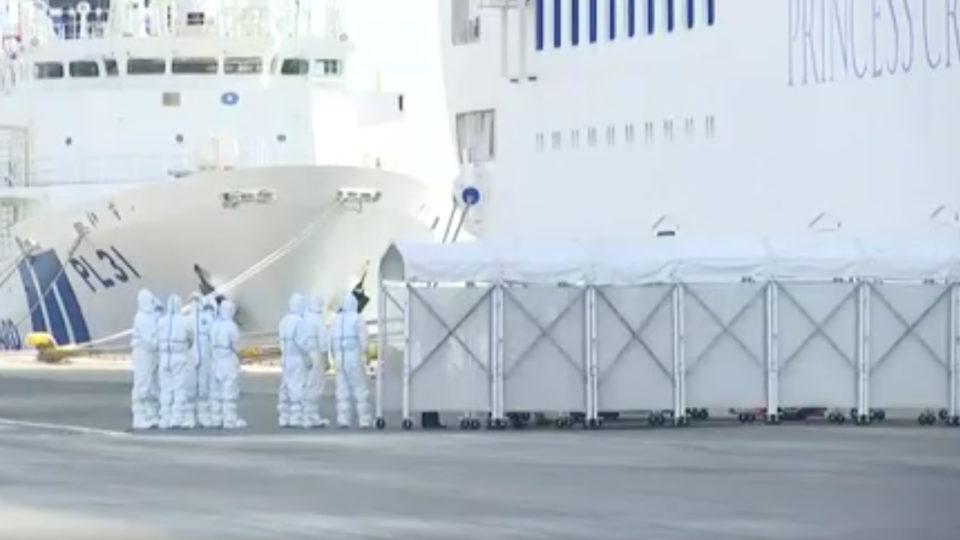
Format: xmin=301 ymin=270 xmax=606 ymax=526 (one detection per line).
xmin=130 ymin=289 xmax=370 ymax=431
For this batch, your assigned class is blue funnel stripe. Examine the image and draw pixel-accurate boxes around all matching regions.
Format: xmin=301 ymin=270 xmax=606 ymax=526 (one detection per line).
xmin=55 ymin=265 xmax=90 ymax=343
xmin=30 ymin=251 xmax=69 ymax=345
xmin=17 ymin=258 xmax=45 ymax=333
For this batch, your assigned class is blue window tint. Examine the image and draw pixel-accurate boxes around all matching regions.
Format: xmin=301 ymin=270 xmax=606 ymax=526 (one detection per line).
xmin=589 ymin=0 xmax=597 ymax=42
xmin=666 ymin=0 xmax=674 ymax=32
xmin=554 ymin=0 xmax=561 ymax=47
xmin=572 ymin=0 xmax=580 ymax=45
xmin=609 ymin=0 xmax=616 ymax=40
xmin=646 ymin=0 xmax=655 ymax=34
xmin=628 ymin=0 xmax=636 ymax=36
xmin=536 ymin=0 xmax=544 ymax=50
xmin=686 ymin=0 xmax=694 ymax=28
xmin=707 ymin=0 xmax=715 ymax=25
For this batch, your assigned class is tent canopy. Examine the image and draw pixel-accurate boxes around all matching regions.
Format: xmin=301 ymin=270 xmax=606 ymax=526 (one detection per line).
xmin=379 ymin=237 xmax=960 ymax=285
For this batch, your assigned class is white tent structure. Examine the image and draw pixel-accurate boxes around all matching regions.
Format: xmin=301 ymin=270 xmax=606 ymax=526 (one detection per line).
xmin=374 ymin=237 xmax=960 ymax=429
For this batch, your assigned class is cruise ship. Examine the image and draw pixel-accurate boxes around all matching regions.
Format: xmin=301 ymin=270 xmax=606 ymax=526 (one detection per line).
xmin=0 ymin=0 xmax=444 ymax=349
xmin=439 ymin=0 xmax=960 ymax=240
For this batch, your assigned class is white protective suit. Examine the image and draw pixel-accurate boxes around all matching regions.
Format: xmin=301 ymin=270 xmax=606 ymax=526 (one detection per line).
xmin=130 ymin=289 xmax=160 ymax=430
xmin=157 ymin=294 xmax=195 ymax=429
xmin=210 ymin=300 xmax=247 ymax=429
xmin=302 ymin=293 xmax=329 ymax=428
xmin=330 ymin=292 xmax=371 ymax=428
xmin=190 ymin=296 xmax=216 ymax=427
xmin=277 ymin=293 xmax=310 ymax=427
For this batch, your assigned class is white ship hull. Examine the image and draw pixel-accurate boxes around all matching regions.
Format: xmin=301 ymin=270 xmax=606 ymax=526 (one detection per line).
xmin=0 ymin=165 xmax=439 ymax=349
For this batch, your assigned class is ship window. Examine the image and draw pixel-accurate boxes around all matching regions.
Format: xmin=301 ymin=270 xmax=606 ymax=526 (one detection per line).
xmin=666 ymin=0 xmax=675 ymax=32
xmin=571 ymin=129 xmax=580 ymax=149
xmin=535 ymin=0 xmax=544 ymax=50
xmin=606 ymin=125 xmax=616 ymax=146
xmin=644 ymin=121 xmax=654 ymax=142
xmin=451 ymin=0 xmax=481 ymax=45
xmin=69 ymin=60 xmax=99 ymax=78
xmin=684 ymin=117 xmax=694 ymax=136
xmin=706 ymin=0 xmax=715 ymax=25
xmin=315 ymin=59 xmax=341 ymax=76
xmin=34 ymin=62 xmax=64 ymax=79
xmin=127 ymin=58 xmax=166 ymax=75
xmin=277 ymin=134 xmax=287 ymax=143
xmin=663 ymin=119 xmax=674 ymax=140
xmin=65 ymin=137 xmax=73 ymax=146
xmin=172 ymin=57 xmax=218 ymax=74
xmin=162 ymin=92 xmax=181 ymax=107
xmin=609 ymin=0 xmax=616 ymax=40
xmin=625 ymin=124 xmax=636 ymax=143
xmin=224 ymin=57 xmax=262 ymax=74
xmin=186 ymin=11 xmax=205 ymax=26
xmin=535 ymin=132 xmax=545 ymax=152
xmin=589 ymin=0 xmax=598 ymax=42
xmin=175 ymin=134 xmax=184 ymax=144
xmin=685 ymin=0 xmax=695 ymax=28
xmin=281 ymin=58 xmax=309 ymax=75
xmin=646 ymin=0 xmax=655 ymax=34
xmin=551 ymin=131 xmax=561 ymax=150
xmin=103 ymin=59 xmax=119 ymax=76
xmin=571 ymin=0 xmax=580 ymax=45
xmin=705 ymin=115 xmax=715 ymax=137
xmin=455 ymin=109 xmax=496 ymax=163
xmin=627 ymin=0 xmax=636 ymax=37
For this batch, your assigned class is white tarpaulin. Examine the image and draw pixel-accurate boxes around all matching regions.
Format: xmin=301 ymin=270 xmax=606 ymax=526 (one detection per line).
xmin=380 ymin=236 xmax=960 ymax=285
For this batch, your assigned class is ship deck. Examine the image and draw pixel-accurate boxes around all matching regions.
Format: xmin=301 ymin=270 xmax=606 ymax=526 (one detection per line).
xmin=0 ymin=361 xmax=958 ymax=539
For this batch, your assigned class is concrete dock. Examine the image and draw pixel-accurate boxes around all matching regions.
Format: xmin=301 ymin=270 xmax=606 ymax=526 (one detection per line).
xmin=1 ymin=362 xmax=959 ymax=539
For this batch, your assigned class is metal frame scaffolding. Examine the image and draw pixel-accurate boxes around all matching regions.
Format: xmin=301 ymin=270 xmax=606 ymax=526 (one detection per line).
xmin=376 ymin=275 xmax=960 ymax=428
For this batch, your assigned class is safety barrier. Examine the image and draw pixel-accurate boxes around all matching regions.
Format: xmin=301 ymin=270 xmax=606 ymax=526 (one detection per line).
xmin=374 ymin=237 xmax=960 ymax=429
xmin=376 ymin=279 xmax=960 ymax=428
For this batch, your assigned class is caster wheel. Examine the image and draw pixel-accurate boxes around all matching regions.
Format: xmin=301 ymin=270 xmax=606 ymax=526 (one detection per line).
xmin=555 ymin=417 xmax=565 ymax=429
xmin=700 ymin=408 xmax=710 ymax=420
xmin=949 ymin=416 xmax=960 ymax=426
xmin=836 ymin=414 xmax=846 ymax=425
xmin=918 ymin=413 xmax=930 ymax=425
xmin=769 ymin=415 xmax=781 ymax=425
xmin=520 ymin=412 xmax=531 ymax=423
xmin=375 ymin=418 xmax=386 ymax=430
xmin=459 ymin=418 xmax=469 ymax=430
xmin=876 ymin=409 xmax=886 ymax=421
xmin=939 ymin=409 xmax=949 ymax=421
xmin=588 ymin=418 xmax=598 ymax=429
xmin=858 ymin=415 xmax=870 ymax=426
xmin=850 ymin=408 xmax=858 ymax=420
xmin=826 ymin=413 xmax=835 ymax=424
xmin=470 ymin=418 xmax=481 ymax=430
xmin=746 ymin=413 xmax=757 ymax=424
xmin=494 ymin=419 xmax=506 ymax=429
xmin=649 ymin=414 xmax=659 ymax=426
xmin=657 ymin=413 xmax=667 ymax=426
xmin=401 ymin=419 xmax=413 ymax=430
xmin=737 ymin=413 xmax=746 ymax=424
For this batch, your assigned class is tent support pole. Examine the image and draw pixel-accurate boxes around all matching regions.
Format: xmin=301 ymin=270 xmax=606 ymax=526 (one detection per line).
xmin=856 ymin=281 xmax=871 ymax=417
xmin=402 ymin=283 xmax=412 ymax=425
xmin=765 ymin=281 xmax=780 ymax=421
xmin=672 ymin=283 xmax=686 ymax=425
xmin=949 ymin=283 xmax=959 ymax=420
xmin=585 ymin=286 xmax=598 ymax=423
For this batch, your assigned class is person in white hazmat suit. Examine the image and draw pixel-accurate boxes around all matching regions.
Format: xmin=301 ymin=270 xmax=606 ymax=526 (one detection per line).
xmin=302 ymin=293 xmax=330 ymax=428
xmin=209 ymin=299 xmax=247 ymax=429
xmin=130 ymin=289 xmax=161 ymax=430
xmin=157 ymin=294 xmax=195 ymax=429
xmin=277 ymin=293 xmax=310 ymax=427
xmin=189 ymin=294 xmax=217 ymax=427
xmin=330 ymin=292 xmax=371 ymax=428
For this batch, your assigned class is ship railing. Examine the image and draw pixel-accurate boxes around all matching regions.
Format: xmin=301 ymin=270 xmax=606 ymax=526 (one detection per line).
xmin=8 ymin=154 xmax=196 ymax=187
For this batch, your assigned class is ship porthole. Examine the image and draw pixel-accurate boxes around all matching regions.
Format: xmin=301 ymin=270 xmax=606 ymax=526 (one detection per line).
xmin=277 ymin=134 xmax=286 ymax=143
xmin=175 ymin=134 xmax=184 ymax=144
xmin=65 ymin=137 xmax=72 ymax=146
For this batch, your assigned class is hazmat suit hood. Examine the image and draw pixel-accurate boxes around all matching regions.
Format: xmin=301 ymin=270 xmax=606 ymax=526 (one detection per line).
xmin=341 ymin=292 xmax=358 ymax=314
xmin=137 ymin=289 xmax=155 ymax=313
xmin=219 ymin=300 xmax=237 ymax=320
xmin=308 ymin=294 xmax=324 ymax=314
xmin=288 ymin=293 xmax=306 ymax=315
xmin=165 ymin=294 xmax=183 ymax=314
